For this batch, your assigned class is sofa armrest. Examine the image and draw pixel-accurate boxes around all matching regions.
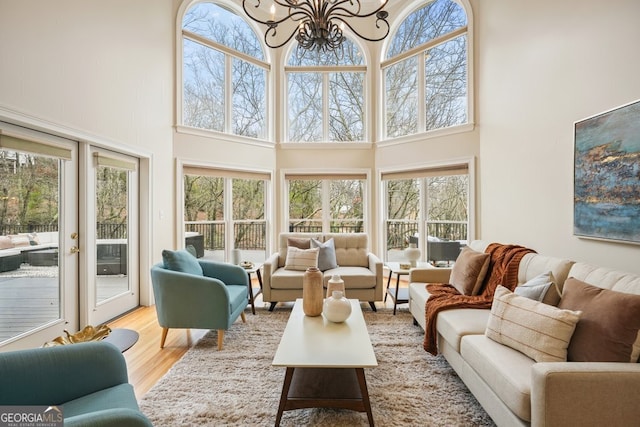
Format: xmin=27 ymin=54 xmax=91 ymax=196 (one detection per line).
xmin=66 ymin=408 xmax=153 ymax=427
xmin=367 ymin=253 xmax=384 ymax=300
xmin=262 ymin=252 xmax=280 ymax=300
xmin=409 ymin=267 xmax=452 ymax=284
xmin=531 ymin=362 xmax=640 ymax=427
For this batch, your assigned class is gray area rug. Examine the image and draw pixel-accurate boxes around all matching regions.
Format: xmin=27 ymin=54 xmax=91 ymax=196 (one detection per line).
xmin=139 ymin=306 xmax=495 ymax=426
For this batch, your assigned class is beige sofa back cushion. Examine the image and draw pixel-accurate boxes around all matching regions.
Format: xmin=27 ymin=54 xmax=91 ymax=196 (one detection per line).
xmin=568 ymin=262 xmax=640 ymax=296
xmin=323 ymin=233 xmax=368 ymax=268
xmin=468 ymin=240 xmax=574 ymax=292
xmin=277 ymin=232 xmax=369 ymax=268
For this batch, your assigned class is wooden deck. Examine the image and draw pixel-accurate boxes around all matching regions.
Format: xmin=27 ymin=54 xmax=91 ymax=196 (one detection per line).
xmin=0 ymin=271 xmax=128 ymax=343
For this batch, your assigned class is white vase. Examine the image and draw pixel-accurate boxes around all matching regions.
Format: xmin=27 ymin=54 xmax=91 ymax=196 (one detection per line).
xmin=231 ymin=249 xmax=241 ymax=265
xmin=326 ymin=274 xmax=345 ymax=298
xmin=323 ymin=291 xmax=352 ymax=323
xmin=405 ymin=243 xmax=421 ymax=267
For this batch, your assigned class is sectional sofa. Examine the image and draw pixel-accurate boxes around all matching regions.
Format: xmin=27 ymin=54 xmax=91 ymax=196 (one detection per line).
xmin=262 ymin=232 xmax=384 ymax=311
xmin=409 ymin=240 xmax=640 ymax=427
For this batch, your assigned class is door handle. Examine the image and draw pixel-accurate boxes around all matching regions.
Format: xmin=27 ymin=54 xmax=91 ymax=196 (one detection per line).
xmin=70 ymin=246 xmax=80 ymax=254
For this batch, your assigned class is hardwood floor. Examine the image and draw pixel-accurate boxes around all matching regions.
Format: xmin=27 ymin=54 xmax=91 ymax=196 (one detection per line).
xmin=110 ymin=273 xmax=409 ymax=400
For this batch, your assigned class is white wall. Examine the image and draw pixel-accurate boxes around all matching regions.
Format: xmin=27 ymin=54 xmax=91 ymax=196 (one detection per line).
xmin=476 ymin=0 xmax=640 ymax=273
xmin=0 ymin=0 xmax=175 ymax=299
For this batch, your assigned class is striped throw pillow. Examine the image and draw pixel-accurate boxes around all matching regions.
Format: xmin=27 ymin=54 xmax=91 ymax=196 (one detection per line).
xmin=486 ymin=285 xmax=582 ymax=362
xmin=284 ymin=247 xmax=319 ymax=271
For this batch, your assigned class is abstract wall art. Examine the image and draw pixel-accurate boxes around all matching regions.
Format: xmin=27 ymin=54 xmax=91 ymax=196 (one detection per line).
xmin=574 ymin=99 xmax=640 ymax=244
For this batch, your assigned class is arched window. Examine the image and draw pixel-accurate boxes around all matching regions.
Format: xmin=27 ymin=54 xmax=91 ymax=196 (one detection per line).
xmin=383 ymin=0 xmax=469 ymax=139
xmin=286 ymin=38 xmax=366 ymax=142
xmin=181 ymin=2 xmax=268 ymax=139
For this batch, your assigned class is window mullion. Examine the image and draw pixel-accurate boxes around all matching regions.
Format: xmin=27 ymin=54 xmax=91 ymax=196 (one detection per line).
xmin=323 ymin=73 xmax=330 ymax=142
xmin=418 ymin=52 xmax=427 ymax=133
xmin=225 ymin=178 xmax=234 ymax=260
xmin=419 ymin=178 xmax=427 ymax=262
xmin=322 ymin=180 xmax=331 ymax=232
xmin=225 ymin=55 xmax=233 ymax=134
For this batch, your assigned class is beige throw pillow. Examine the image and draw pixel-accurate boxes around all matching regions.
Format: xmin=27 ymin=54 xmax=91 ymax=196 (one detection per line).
xmin=558 ymin=277 xmax=640 ymax=362
xmin=284 ymin=247 xmax=319 ymax=271
xmin=486 ymin=285 xmax=582 ymax=362
xmin=287 ymin=237 xmax=310 ymax=249
xmin=449 ymin=246 xmax=490 ymax=295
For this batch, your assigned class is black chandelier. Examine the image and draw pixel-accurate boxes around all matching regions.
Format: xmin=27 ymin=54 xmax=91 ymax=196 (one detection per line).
xmin=242 ymin=0 xmax=390 ymax=52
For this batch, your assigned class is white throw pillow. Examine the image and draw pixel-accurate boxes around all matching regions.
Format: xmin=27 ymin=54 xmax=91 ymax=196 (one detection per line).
xmin=486 ymin=285 xmax=582 ymax=362
xmin=284 ymin=247 xmax=319 ymax=271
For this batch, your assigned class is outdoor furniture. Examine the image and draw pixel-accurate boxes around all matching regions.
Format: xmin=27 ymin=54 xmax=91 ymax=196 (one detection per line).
xmin=150 ymin=251 xmax=249 ymax=350
xmin=0 ymin=250 xmax=21 ymax=272
xmin=185 ymin=232 xmax=204 ymax=257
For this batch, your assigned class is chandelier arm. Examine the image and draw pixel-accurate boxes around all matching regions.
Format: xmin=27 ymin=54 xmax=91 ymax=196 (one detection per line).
xmin=263 ymin=24 xmax=302 ymax=49
xmin=242 ymin=0 xmax=313 ymax=25
xmin=334 ymin=17 xmax=390 ymax=43
xmin=327 ymin=0 xmax=388 ymax=19
xmin=242 ymin=1 xmax=313 ymax=27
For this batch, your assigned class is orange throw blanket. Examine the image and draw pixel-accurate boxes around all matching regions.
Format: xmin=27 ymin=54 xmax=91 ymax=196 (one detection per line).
xmin=423 ymin=243 xmax=536 ymax=355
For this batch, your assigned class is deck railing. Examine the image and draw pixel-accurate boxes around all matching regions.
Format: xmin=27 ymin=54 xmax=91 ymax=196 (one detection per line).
xmin=3 ymin=220 xmax=467 ymax=251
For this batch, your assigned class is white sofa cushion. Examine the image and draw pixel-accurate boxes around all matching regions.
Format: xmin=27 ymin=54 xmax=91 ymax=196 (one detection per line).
xmin=461 ymin=334 xmax=535 ymax=422
xmin=437 ymin=308 xmax=490 ymax=353
xmin=322 ymin=266 xmax=376 ymax=289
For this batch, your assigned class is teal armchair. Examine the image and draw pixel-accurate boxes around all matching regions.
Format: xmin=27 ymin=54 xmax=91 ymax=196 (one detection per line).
xmin=0 ymin=341 xmax=152 ymax=426
xmin=151 ymin=256 xmax=249 ymax=350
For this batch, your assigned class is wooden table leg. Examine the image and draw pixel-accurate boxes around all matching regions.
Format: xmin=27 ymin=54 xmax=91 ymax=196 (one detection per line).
xmin=394 ymin=273 xmax=402 ymax=315
xmin=384 ymin=271 xmax=392 ymax=303
xmin=275 ymin=367 xmax=294 ymax=427
xmin=356 ymin=368 xmax=375 ymax=427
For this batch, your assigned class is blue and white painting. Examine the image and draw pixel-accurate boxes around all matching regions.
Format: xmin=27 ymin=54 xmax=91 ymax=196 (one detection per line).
xmin=574 ymin=99 xmax=640 ymax=244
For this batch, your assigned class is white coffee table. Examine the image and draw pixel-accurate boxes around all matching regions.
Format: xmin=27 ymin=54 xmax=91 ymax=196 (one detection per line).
xmin=272 ymin=299 xmax=378 ymax=426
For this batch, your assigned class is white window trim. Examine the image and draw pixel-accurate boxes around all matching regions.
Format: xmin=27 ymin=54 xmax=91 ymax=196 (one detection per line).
xmin=280 ymin=168 xmax=372 ymax=236
xmin=176 ymin=158 xmax=274 ymax=262
xmin=176 ymin=1 xmax=272 ymax=141
xmin=379 ymin=0 xmax=475 ymax=143
xmin=376 ymin=156 xmax=476 ymax=260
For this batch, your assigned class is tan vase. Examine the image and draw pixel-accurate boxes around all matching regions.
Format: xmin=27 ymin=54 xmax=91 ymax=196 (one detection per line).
xmin=326 ymin=274 xmax=346 ymax=298
xmin=303 ymin=267 xmax=323 ymax=316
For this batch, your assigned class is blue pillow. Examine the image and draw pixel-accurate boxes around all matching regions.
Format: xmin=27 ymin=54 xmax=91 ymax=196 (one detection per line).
xmin=311 ymin=238 xmax=338 ymax=271
xmin=162 ymin=248 xmax=203 ymax=276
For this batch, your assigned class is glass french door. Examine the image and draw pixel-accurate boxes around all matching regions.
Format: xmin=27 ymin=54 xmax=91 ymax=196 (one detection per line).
xmin=0 ymin=127 xmax=79 ymax=351
xmin=82 ymin=147 xmax=139 ymax=326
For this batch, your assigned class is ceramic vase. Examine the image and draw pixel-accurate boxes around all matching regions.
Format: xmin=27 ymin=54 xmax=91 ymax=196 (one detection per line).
xmin=405 ymin=243 xmax=421 ymax=267
xmin=302 ymin=267 xmax=323 ymax=316
xmin=326 ymin=274 xmax=345 ymax=298
xmin=231 ymin=249 xmax=241 ymax=265
xmin=323 ymin=291 xmax=352 ymax=323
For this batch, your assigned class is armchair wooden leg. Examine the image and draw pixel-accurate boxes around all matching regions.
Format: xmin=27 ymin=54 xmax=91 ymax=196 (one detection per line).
xmin=241 ymin=312 xmax=246 ymax=323
xmin=217 ymin=330 xmax=224 ymax=351
xmin=368 ymin=301 xmax=377 ymax=312
xmin=160 ymin=327 xmax=169 ymax=348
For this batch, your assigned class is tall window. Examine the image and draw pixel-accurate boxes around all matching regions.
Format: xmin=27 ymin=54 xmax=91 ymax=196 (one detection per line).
xmin=383 ymin=0 xmax=469 ymax=139
xmin=183 ymin=168 xmax=269 ymax=263
xmin=383 ymin=165 xmax=469 ymax=262
xmin=286 ymin=38 xmax=366 ymax=142
xmin=182 ymin=2 xmax=268 ymax=139
xmin=287 ymin=174 xmax=366 ymax=232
